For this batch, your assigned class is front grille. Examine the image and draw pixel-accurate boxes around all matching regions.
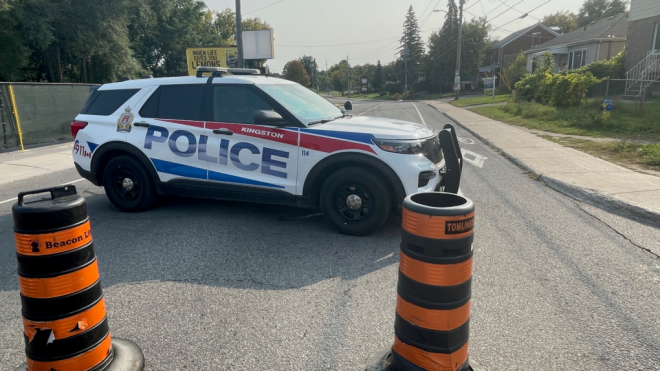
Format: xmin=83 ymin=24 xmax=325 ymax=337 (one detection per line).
xmin=421 ymin=134 xmax=443 ymax=164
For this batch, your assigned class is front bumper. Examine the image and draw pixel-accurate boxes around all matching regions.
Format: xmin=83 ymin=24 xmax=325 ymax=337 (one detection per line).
xmin=414 ymin=124 xmax=462 ymax=194
xmin=75 ymin=162 xmax=99 ymax=186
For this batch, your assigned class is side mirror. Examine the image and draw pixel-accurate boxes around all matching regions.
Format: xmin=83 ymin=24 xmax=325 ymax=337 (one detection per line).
xmin=344 ymin=100 xmax=353 ymax=111
xmin=254 ymin=110 xmax=287 ymax=126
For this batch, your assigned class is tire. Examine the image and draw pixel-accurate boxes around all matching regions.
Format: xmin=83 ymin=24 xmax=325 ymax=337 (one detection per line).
xmin=103 ymin=155 xmax=158 ymax=212
xmin=320 ymin=167 xmax=392 ymax=236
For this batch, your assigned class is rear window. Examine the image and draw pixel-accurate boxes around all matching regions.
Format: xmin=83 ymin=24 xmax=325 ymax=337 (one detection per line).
xmin=81 ymin=89 xmax=140 ymax=116
xmin=139 ymin=85 xmax=204 ymax=121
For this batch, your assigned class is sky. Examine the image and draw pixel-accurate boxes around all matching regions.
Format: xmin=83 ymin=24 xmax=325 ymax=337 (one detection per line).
xmin=205 ymin=0 xmax=589 ymax=73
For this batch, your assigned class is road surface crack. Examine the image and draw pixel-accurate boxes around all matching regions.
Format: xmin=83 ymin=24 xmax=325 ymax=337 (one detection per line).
xmin=576 ymin=203 xmax=660 ymax=259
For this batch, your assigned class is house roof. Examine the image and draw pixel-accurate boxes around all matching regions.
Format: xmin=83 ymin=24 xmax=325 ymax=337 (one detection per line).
xmin=486 ymin=23 xmax=560 ymax=51
xmin=525 ymin=13 xmax=628 ymax=54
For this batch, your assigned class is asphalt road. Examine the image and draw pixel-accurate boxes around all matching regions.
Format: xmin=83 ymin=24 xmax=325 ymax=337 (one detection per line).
xmin=1 ymin=100 xmax=660 ymax=370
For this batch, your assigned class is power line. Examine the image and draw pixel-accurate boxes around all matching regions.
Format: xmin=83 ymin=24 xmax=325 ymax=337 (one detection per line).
xmin=488 ymin=0 xmax=526 ymax=23
xmin=417 ymin=0 xmax=437 ymax=25
xmin=276 ymin=36 xmax=399 ymax=48
xmin=497 ymin=0 xmax=539 ymax=20
xmin=420 ymin=0 xmax=443 ymax=27
xmin=464 ymin=0 xmax=481 ymax=12
xmin=522 ymin=0 xmax=552 ymax=18
xmin=422 ymin=0 xmax=550 ymax=64
xmin=276 ymin=27 xmax=440 ymax=48
xmin=243 ymin=0 xmax=285 ymax=15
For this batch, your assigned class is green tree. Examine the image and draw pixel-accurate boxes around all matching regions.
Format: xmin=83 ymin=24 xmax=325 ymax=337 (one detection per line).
xmin=9 ymin=0 xmax=140 ymax=82
xmin=423 ymin=1 xmax=487 ymax=93
xmin=542 ymin=11 xmax=578 ymax=34
xmin=213 ymin=8 xmax=236 ymax=43
xmin=499 ymin=52 xmax=528 ymax=92
xmin=128 ymin=0 xmax=220 ymax=77
xmin=283 ymin=60 xmax=311 ymax=86
xmin=423 ymin=0 xmax=460 ymax=92
xmin=459 ymin=17 xmax=490 ymax=83
xmin=577 ymin=0 xmax=628 ymax=27
xmin=373 ymin=60 xmax=383 ymax=92
xmin=298 ymin=56 xmax=318 ymax=88
xmin=0 ymin=0 xmax=29 ymax=81
xmin=330 ymin=70 xmax=344 ymax=92
xmin=397 ymin=6 xmax=425 ymax=85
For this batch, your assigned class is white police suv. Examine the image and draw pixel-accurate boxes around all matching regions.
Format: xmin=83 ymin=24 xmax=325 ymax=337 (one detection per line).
xmin=71 ymin=67 xmax=463 ymax=235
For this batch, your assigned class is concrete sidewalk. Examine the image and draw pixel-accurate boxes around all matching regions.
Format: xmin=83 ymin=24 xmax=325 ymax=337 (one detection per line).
xmin=426 ymin=101 xmax=660 ymax=224
xmin=0 ymin=142 xmax=75 ymax=186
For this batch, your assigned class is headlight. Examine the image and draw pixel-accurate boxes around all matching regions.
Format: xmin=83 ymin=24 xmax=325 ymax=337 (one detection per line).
xmin=372 ymin=138 xmax=424 ymax=154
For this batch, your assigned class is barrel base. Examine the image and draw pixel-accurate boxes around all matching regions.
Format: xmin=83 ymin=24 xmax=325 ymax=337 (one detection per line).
xmin=364 ymin=348 xmax=484 ymax=371
xmin=14 ymin=337 xmax=144 ymax=371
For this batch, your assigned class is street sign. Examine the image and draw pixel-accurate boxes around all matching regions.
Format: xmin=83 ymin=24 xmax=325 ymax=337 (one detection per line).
xmin=454 ymin=76 xmax=461 ymax=84
xmin=483 ymin=76 xmax=497 ymax=98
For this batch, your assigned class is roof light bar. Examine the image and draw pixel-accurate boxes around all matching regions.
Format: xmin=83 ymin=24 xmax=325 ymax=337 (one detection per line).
xmin=195 ymin=66 xmax=261 ymax=78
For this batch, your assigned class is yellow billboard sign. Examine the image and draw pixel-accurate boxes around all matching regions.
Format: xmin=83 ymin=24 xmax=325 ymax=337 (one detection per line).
xmin=186 ymin=47 xmax=239 ymax=76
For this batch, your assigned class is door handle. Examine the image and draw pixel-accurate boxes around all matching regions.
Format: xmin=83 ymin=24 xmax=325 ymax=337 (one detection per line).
xmin=213 ymin=128 xmax=233 ymax=135
xmin=134 ymin=122 xmax=150 ymax=128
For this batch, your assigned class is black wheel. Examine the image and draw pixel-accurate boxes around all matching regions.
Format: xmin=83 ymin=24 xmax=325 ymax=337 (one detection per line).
xmin=103 ymin=155 xmax=158 ymax=212
xmin=320 ymin=167 xmax=392 ymax=236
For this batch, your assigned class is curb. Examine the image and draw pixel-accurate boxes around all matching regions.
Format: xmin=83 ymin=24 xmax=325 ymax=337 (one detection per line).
xmin=435 ymin=107 xmax=660 ymax=227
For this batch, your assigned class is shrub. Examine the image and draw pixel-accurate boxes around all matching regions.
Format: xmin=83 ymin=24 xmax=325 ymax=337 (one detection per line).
xmin=385 ymin=81 xmax=403 ymax=95
xmin=412 ymin=80 xmax=429 ymax=94
xmin=576 ymin=50 xmax=625 ymax=79
xmin=390 ymin=93 xmax=402 ymax=100
xmin=514 ymin=69 xmax=600 ymax=107
xmin=379 ymin=91 xmax=387 ymax=96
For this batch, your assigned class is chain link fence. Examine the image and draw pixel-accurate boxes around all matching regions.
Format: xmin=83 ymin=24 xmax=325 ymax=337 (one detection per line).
xmin=0 ymin=83 xmax=97 ymax=151
xmin=586 ymin=79 xmax=628 ymax=101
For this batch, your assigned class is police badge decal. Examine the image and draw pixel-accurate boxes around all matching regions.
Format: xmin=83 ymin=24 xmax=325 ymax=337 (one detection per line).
xmin=117 ymin=106 xmax=134 ymax=133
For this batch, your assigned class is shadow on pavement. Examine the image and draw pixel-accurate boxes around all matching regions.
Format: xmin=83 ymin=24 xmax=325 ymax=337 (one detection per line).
xmin=0 ymin=193 xmax=401 ymax=293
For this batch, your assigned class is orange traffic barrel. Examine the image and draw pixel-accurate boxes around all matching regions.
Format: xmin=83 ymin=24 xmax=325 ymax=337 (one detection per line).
xmin=365 ymin=192 xmax=478 ymax=371
xmin=12 ymin=186 xmax=144 ymax=371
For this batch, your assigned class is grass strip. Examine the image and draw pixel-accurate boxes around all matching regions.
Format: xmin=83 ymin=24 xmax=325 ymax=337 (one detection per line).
xmin=539 ymin=135 xmax=660 ymax=169
xmin=470 ymin=100 xmax=660 ymax=142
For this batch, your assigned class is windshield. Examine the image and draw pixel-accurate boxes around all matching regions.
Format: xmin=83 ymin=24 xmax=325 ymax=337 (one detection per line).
xmin=257 ymin=83 xmax=342 ymax=125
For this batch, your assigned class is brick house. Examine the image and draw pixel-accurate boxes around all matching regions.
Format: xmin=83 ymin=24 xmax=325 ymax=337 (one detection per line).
xmin=479 ymin=23 xmax=559 ymax=77
xmin=624 ymin=0 xmax=660 ymax=71
xmin=524 ymin=13 xmax=628 ymax=73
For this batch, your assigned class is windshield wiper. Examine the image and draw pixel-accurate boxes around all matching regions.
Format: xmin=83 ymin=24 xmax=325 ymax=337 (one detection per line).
xmin=308 ymin=115 xmax=344 ymax=126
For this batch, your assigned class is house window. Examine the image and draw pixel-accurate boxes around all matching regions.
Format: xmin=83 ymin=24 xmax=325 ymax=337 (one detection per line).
xmin=654 ymin=23 xmax=660 ymax=52
xmin=568 ymin=50 xmax=587 ymax=69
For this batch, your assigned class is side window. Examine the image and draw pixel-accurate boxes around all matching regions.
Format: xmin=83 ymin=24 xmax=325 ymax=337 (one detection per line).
xmin=212 ymin=85 xmax=275 ymax=125
xmin=139 ymin=85 xmax=204 ymax=120
xmin=82 ymin=89 xmax=140 ymax=115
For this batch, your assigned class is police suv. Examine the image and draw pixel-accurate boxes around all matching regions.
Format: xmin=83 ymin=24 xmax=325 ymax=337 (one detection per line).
xmin=72 ymin=67 xmax=462 ymax=236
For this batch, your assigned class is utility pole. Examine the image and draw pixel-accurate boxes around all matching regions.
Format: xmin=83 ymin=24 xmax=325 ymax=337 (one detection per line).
xmin=326 ymin=61 xmax=329 ymax=92
xmin=235 ymin=0 xmax=244 ymax=68
xmin=454 ymin=0 xmax=465 ymax=101
xmin=347 ymin=56 xmax=350 ymax=98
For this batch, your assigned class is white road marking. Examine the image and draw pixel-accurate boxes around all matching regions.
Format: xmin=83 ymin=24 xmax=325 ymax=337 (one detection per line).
xmin=461 ymin=149 xmax=487 ymax=168
xmin=411 ymin=103 xmax=427 ymax=125
xmin=458 ymin=137 xmax=475 ymax=145
xmin=0 ymin=178 xmax=86 ymax=205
